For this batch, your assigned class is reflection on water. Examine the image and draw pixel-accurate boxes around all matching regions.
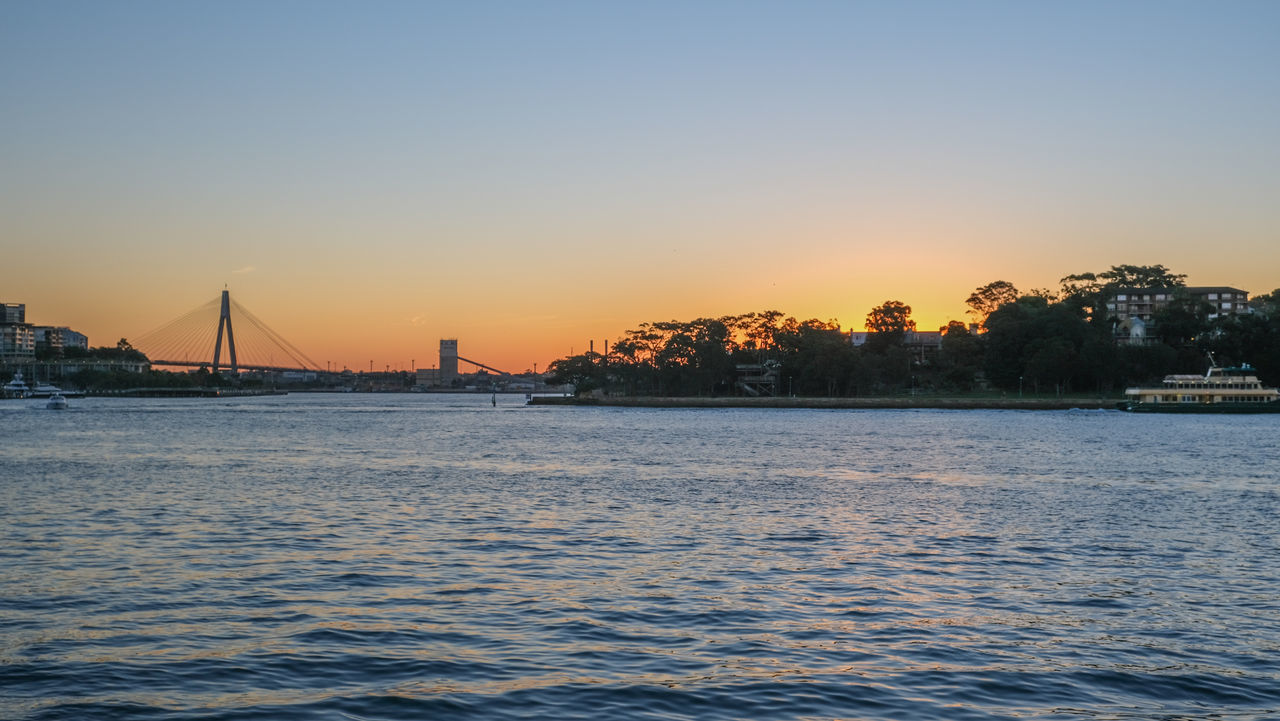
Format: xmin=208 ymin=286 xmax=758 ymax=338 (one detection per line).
xmin=2 ymin=395 xmax=1279 ymax=720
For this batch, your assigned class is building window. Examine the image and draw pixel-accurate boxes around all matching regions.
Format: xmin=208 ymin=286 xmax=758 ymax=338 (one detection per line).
xmin=1116 ymin=294 xmax=1127 ymax=301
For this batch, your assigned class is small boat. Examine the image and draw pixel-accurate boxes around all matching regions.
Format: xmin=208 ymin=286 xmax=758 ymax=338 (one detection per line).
xmin=1120 ymin=359 xmax=1280 ymax=413
xmin=45 ymin=392 xmax=68 ymax=410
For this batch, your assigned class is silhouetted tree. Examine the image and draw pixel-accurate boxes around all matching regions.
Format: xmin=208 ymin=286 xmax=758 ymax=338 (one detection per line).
xmin=775 ymin=319 xmax=853 ymax=396
xmin=546 ymin=354 xmax=606 ymax=396
xmin=863 ymin=300 xmax=915 ymax=354
xmin=1248 ymin=289 xmax=1280 ymax=317
xmin=983 ymin=297 xmax=1099 ymax=392
xmin=1151 ymin=292 xmax=1213 ymax=346
xmin=1059 ymin=264 xmax=1187 ymax=322
xmin=1202 ymin=313 xmax=1280 ymax=384
xmin=1098 ymin=264 xmax=1187 ymax=288
xmin=866 ymin=300 xmax=915 ymax=335
xmin=936 ymin=321 xmax=983 ymax=391
xmin=966 ymin=281 xmax=1019 ymax=323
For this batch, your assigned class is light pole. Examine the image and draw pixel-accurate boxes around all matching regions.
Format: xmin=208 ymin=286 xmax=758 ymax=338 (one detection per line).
xmin=1019 ymin=376 xmax=1023 ymax=398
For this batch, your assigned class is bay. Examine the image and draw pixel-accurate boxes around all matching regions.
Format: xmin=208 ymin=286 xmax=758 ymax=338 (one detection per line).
xmin=2 ymin=394 xmax=1278 ymax=720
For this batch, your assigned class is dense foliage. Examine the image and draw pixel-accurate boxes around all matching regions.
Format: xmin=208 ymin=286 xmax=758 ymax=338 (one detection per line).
xmin=24 ymin=338 xmax=234 ymax=391
xmin=67 ymin=367 xmax=233 ymax=391
xmin=547 ymin=266 xmax=1280 ymax=397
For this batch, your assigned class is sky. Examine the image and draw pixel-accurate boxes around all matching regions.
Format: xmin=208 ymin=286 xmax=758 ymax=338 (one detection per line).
xmin=3 ymin=1 xmax=1278 ymax=373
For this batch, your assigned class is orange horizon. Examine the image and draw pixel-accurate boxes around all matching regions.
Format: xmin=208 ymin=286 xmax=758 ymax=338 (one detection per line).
xmin=19 ymin=271 xmax=1273 ymax=375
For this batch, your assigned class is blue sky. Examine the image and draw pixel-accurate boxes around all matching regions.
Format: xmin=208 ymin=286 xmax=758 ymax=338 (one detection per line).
xmin=3 ymin=1 xmax=1278 ymax=369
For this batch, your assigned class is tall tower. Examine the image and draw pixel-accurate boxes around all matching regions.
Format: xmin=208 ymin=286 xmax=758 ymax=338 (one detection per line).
xmin=212 ymin=289 xmax=238 ymax=373
xmin=440 ymin=339 xmax=458 ymax=381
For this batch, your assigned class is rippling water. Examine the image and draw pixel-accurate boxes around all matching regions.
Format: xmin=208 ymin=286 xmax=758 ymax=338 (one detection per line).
xmin=2 ymin=394 xmax=1279 ymax=720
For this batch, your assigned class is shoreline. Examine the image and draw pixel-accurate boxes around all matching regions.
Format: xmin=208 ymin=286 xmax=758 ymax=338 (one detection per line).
xmin=527 ymin=396 xmax=1119 ymax=410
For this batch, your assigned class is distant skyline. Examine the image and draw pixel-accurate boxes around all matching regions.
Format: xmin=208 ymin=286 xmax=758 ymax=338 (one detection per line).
xmin=4 ymin=1 xmax=1278 ymax=372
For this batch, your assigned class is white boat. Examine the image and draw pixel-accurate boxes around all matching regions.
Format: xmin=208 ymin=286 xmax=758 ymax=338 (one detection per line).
xmin=1122 ymin=360 xmax=1280 ymax=413
xmin=45 ymin=392 xmax=68 ymax=410
xmin=4 ymin=372 xmax=30 ymax=398
xmin=30 ymin=382 xmax=63 ymax=398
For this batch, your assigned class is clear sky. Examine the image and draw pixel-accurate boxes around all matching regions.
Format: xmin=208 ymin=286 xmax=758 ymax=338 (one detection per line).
xmin=3 ymin=1 xmax=1278 ymax=373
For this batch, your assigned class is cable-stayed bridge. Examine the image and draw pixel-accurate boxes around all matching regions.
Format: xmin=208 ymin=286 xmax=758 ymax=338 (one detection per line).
xmin=135 ymin=290 xmax=323 ymax=373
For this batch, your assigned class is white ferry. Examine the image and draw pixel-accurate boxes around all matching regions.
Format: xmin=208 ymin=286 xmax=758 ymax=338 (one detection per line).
xmin=1122 ymin=361 xmax=1280 ymax=413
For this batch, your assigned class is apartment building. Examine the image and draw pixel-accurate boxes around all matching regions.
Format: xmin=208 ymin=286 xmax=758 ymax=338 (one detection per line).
xmin=2 ymin=303 xmax=90 ymax=362
xmin=35 ymin=326 xmax=89 ymax=353
xmin=1106 ymin=286 xmax=1250 ymax=345
xmin=1 ymin=303 xmax=35 ymax=362
xmin=1106 ymin=287 xmax=1250 ymax=322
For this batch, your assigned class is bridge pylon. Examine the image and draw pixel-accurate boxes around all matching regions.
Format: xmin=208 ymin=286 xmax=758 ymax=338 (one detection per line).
xmin=212 ymin=289 xmax=238 ymax=373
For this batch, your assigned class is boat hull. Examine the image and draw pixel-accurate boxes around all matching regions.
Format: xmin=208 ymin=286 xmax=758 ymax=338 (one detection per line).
xmin=1120 ymin=402 xmax=1280 ymax=413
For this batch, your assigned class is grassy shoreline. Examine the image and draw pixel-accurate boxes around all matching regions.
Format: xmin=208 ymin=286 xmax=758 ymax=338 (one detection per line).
xmin=528 ymin=395 xmax=1120 ymax=410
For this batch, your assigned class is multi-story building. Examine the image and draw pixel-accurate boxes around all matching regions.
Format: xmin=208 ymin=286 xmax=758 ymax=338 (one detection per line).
xmin=1 ymin=323 xmax=36 ymax=362
xmin=3 ymin=304 xmax=89 ymax=362
xmin=35 ymin=326 xmax=89 ymax=353
xmin=2 ymin=303 xmax=25 ymax=324
xmin=1 ymin=303 xmax=35 ymax=362
xmin=1106 ymin=286 xmax=1250 ymax=345
xmin=1106 ymin=287 xmax=1250 ymax=323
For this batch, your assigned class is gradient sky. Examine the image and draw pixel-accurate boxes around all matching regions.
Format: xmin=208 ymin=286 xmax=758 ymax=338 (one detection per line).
xmin=3 ymin=1 xmax=1278 ymax=373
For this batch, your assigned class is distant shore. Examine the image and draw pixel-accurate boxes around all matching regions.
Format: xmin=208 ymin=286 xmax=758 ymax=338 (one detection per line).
xmin=527 ymin=396 xmax=1119 ymax=410
xmin=87 ymin=388 xmax=289 ymax=398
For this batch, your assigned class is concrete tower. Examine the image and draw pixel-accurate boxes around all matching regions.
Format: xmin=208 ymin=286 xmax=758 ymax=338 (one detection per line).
xmin=440 ymin=339 xmax=458 ymax=381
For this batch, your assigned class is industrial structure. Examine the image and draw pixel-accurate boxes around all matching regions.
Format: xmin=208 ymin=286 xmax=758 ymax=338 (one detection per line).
xmin=416 ymin=339 xmax=513 ymax=388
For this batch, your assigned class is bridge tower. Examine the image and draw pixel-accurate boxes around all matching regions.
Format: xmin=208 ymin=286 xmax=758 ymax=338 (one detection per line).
xmin=212 ymin=289 xmax=238 ymax=373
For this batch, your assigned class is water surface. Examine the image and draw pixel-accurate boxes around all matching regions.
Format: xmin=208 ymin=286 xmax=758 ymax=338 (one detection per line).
xmin=2 ymin=394 xmax=1278 ymax=719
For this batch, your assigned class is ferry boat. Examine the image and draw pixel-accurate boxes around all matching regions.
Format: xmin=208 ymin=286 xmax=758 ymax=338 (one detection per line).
xmin=1121 ymin=361 xmax=1280 ymax=413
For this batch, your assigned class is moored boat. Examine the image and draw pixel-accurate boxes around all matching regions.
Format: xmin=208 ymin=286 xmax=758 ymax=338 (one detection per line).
xmin=1121 ymin=361 xmax=1280 ymax=413
xmin=30 ymin=382 xmax=64 ymax=398
xmin=4 ymin=371 xmax=30 ymax=398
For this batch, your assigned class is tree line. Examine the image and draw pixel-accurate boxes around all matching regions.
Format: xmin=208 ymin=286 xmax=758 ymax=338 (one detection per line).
xmin=546 ymin=264 xmax=1280 ymax=397
xmin=22 ymin=338 xmax=235 ymax=391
